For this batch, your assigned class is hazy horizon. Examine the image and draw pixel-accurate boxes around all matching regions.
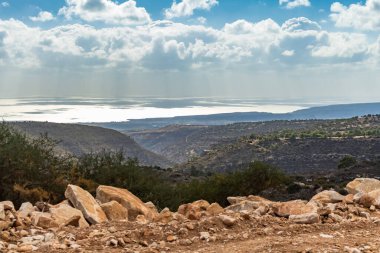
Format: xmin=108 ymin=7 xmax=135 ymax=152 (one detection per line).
xmin=1 ymin=0 xmax=380 ymax=120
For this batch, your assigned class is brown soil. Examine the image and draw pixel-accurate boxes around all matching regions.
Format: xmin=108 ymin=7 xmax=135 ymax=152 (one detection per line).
xmin=38 ymin=215 xmax=380 ymax=253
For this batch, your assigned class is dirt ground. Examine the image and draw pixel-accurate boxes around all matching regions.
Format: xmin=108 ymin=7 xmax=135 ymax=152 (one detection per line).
xmin=38 ymin=215 xmax=380 ymax=253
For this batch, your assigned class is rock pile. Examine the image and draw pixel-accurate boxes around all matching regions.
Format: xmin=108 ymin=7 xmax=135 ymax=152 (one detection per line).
xmin=1 ymin=178 xmax=380 ymax=252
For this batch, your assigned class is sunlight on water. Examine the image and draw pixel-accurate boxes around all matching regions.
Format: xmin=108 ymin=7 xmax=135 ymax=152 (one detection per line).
xmin=0 ymin=98 xmax=306 ymax=123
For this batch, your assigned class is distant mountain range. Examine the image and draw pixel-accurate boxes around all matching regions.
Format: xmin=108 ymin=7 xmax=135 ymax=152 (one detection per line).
xmin=90 ymin=102 xmax=380 ymax=132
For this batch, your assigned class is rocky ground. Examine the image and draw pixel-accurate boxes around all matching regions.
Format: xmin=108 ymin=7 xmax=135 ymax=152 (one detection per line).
xmin=3 ymin=178 xmax=380 ymax=253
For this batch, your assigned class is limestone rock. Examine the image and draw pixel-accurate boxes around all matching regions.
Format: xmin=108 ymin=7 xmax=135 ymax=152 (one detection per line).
xmin=96 ymin=185 xmax=157 ymax=220
xmin=191 ymin=200 xmax=210 ymax=211
xmin=218 ymin=215 xmax=236 ymax=227
xmin=30 ymin=212 xmax=58 ymax=229
xmin=289 ymin=213 xmax=320 ymax=224
xmin=206 ymin=203 xmax=224 ymax=216
xmin=227 ymin=195 xmax=270 ymax=205
xmin=65 ymin=184 xmax=107 ymax=225
xmin=154 ymin=208 xmax=173 ymax=224
xmin=346 ymin=178 xmax=380 ymax=195
xmin=17 ymin=202 xmax=35 ymax=218
xmin=0 ymin=201 xmax=14 ymax=212
xmin=100 ymin=201 xmax=129 ymax=221
xmin=311 ymin=190 xmax=344 ymax=204
xmin=358 ymin=189 xmax=380 ymax=208
xmin=135 ymin=214 xmax=148 ymax=224
xmin=272 ymin=200 xmax=316 ymax=217
xmin=0 ymin=205 xmax=4 ymax=220
xmin=0 ymin=221 xmax=12 ymax=231
xmin=178 ymin=203 xmax=201 ymax=220
xmin=225 ymin=200 xmax=260 ymax=213
xmin=145 ymin=201 xmax=158 ymax=214
xmin=343 ymin=194 xmax=354 ymax=204
xmin=49 ymin=201 xmax=89 ymax=227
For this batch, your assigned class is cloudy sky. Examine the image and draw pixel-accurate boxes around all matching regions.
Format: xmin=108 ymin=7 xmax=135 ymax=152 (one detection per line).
xmin=0 ymin=0 xmax=379 ymax=102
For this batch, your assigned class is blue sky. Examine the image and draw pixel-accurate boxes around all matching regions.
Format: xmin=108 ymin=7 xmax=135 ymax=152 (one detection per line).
xmin=0 ymin=0 xmax=379 ymax=102
xmin=0 ymin=0 xmax=354 ymax=27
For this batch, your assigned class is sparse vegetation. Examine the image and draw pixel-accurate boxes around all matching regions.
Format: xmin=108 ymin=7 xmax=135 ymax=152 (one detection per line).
xmin=0 ymin=122 xmax=288 ymax=210
xmin=338 ymin=156 xmax=357 ymax=169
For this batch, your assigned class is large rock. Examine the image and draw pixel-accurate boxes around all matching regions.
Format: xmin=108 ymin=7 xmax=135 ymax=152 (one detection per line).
xmin=358 ymin=189 xmax=380 ymax=208
xmin=96 ymin=185 xmax=157 ymax=220
xmin=100 ymin=201 xmax=129 ymax=221
xmin=311 ymin=190 xmax=345 ymax=204
xmin=17 ymin=202 xmax=35 ymax=218
xmin=206 ymin=203 xmax=224 ymax=216
xmin=227 ymin=195 xmax=271 ymax=205
xmin=30 ymin=212 xmax=59 ymax=229
xmin=225 ymin=200 xmax=260 ymax=213
xmin=272 ymin=200 xmax=316 ymax=217
xmin=50 ymin=201 xmax=89 ymax=227
xmin=0 ymin=201 xmax=14 ymax=211
xmin=65 ymin=184 xmax=108 ymax=225
xmin=289 ymin=213 xmax=319 ymax=224
xmin=346 ymin=178 xmax=380 ymax=195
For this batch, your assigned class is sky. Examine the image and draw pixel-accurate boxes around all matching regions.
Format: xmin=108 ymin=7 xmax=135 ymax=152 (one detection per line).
xmin=0 ymin=0 xmax=380 ymax=102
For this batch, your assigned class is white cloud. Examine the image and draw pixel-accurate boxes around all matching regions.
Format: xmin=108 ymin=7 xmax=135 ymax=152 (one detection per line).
xmin=279 ymin=0 xmax=311 ymax=9
xmin=330 ymin=0 xmax=380 ymax=31
xmin=282 ymin=50 xmax=295 ymax=56
xmin=1 ymin=2 xmax=9 ymax=7
xmin=165 ymin=0 xmax=218 ymax=19
xmin=282 ymin=17 xmax=321 ymax=32
xmin=58 ymin=0 xmax=151 ymax=25
xmin=0 ymin=16 xmax=376 ymax=71
xmin=30 ymin=11 xmax=55 ymax=22
xmin=197 ymin=16 xmax=207 ymax=24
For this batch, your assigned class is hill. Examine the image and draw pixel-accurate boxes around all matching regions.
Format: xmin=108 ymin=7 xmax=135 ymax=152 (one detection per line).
xmin=91 ymin=102 xmax=380 ymax=132
xmin=177 ymin=115 xmax=380 ymax=174
xmin=10 ymin=122 xmax=173 ymax=168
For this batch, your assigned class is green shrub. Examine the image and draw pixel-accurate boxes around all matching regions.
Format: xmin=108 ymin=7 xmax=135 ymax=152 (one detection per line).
xmin=338 ymin=156 xmax=357 ymax=169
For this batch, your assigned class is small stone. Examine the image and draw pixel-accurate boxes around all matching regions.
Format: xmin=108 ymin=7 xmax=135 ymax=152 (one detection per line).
xmin=219 ymin=215 xmax=236 ymax=227
xmin=17 ymin=244 xmax=34 ymax=252
xmin=117 ymin=238 xmax=126 ymax=247
xmin=108 ymin=226 xmax=117 ymax=233
xmin=186 ymin=223 xmax=195 ymax=230
xmin=179 ymin=239 xmax=192 ymax=246
xmin=199 ymin=232 xmax=210 ymax=241
xmin=178 ymin=227 xmax=188 ymax=236
xmin=166 ymin=235 xmax=177 ymax=242
xmin=44 ymin=232 xmax=55 ymax=242
xmin=19 ymin=230 xmax=29 ymax=237
xmin=108 ymin=239 xmax=118 ymax=247
xmin=289 ymin=213 xmax=319 ymax=224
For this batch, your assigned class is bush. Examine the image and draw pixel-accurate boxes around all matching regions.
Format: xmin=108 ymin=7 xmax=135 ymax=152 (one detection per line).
xmin=338 ymin=156 xmax=357 ymax=169
xmin=0 ymin=122 xmax=289 ymax=210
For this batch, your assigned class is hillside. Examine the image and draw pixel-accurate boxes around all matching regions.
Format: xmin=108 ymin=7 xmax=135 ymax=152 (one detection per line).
xmin=10 ymin=122 xmax=173 ymax=168
xmin=129 ymin=119 xmax=332 ymax=164
xmin=176 ymin=115 xmax=380 ymax=174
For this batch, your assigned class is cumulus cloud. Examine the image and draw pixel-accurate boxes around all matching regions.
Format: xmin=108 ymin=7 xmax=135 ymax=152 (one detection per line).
xmin=330 ymin=0 xmax=380 ymax=31
xmin=279 ymin=0 xmax=311 ymax=9
xmin=30 ymin=11 xmax=55 ymax=22
xmin=58 ymin=0 xmax=151 ymax=25
xmin=0 ymin=16 xmax=376 ymax=71
xmin=281 ymin=17 xmax=321 ymax=32
xmin=165 ymin=0 xmax=218 ymax=19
